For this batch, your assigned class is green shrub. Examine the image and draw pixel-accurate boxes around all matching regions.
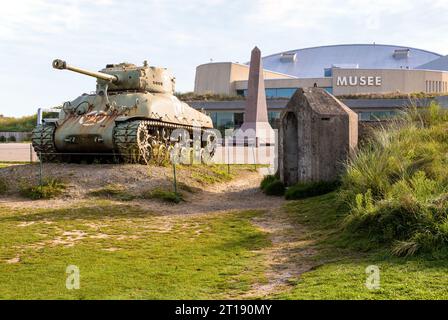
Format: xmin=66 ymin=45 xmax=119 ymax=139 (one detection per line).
xmin=264 ymin=180 xmax=285 ymax=196
xmin=89 ymin=184 xmax=135 ymax=201
xmin=0 ymin=136 xmax=5 ymax=143
xmin=7 ymin=136 xmax=16 ymax=142
xmin=0 ymin=115 xmax=37 ymax=132
xmin=260 ymin=175 xmax=285 ymax=196
xmin=141 ymin=187 xmax=183 ymax=204
xmin=20 ymin=178 xmax=66 ymax=200
xmin=340 ymin=103 xmax=448 ymax=256
xmin=285 ymin=180 xmax=340 ymax=200
xmin=260 ymin=175 xmax=277 ymax=191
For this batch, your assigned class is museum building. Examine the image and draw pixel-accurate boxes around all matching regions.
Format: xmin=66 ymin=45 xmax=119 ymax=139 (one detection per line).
xmin=191 ymin=44 xmax=448 ymax=132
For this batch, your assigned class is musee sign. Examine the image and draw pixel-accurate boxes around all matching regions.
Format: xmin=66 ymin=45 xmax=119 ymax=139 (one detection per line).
xmin=336 ymin=76 xmax=382 ymax=87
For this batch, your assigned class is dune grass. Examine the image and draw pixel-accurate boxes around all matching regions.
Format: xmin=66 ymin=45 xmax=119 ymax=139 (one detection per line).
xmin=0 ymin=203 xmax=269 ymax=299
xmin=340 ymin=103 xmax=448 ymax=257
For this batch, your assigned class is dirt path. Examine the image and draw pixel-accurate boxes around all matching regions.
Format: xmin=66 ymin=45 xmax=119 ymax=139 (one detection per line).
xmin=242 ymin=208 xmax=317 ymax=298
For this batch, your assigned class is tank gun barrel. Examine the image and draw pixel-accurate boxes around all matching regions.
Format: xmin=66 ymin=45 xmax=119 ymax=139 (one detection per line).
xmin=52 ymin=59 xmax=118 ymax=83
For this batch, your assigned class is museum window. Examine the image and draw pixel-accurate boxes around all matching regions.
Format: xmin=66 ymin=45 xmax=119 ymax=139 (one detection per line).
xmin=265 ymin=88 xmax=277 ymax=98
xmin=234 ymin=113 xmax=244 ymax=128
xmin=358 ymin=111 xmax=397 ymax=121
xmin=209 ymin=111 xmax=236 ymax=135
xmin=276 ymin=88 xmax=297 ymax=98
xmin=324 ymin=68 xmax=332 ymax=77
xmin=243 ymin=88 xmax=299 ymax=99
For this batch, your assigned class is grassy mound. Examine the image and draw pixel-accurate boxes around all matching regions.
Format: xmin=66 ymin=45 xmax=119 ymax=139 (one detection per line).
xmin=340 ymin=103 xmax=448 ymax=256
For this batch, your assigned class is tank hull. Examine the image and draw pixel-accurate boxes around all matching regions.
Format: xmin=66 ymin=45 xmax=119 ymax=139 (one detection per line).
xmin=54 ymin=113 xmax=117 ymax=153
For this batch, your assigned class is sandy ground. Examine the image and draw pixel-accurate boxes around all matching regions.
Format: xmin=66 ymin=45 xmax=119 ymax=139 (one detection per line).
xmin=0 ymin=164 xmax=316 ymax=297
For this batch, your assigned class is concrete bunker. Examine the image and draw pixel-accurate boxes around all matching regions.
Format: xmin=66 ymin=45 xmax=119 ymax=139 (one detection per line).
xmin=279 ymin=88 xmax=358 ymax=186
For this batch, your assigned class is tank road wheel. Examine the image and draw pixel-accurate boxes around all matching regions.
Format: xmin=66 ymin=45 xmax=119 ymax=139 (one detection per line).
xmin=114 ymin=121 xmax=151 ymax=164
xmin=114 ymin=120 xmax=213 ymax=165
xmin=136 ymin=124 xmax=153 ymax=164
xmin=154 ymin=144 xmax=168 ymax=165
xmin=31 ymin=124 xmax=59 ymax=162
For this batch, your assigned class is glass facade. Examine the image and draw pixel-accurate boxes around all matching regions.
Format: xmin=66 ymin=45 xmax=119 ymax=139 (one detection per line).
xmin=240 ymin=87 xmax=333 ymax=99
xmin=209 ymin=111 xmax=281 ymax=134
xmin=323 ymin=87 xmax=333 ymax=94
xmin=208 ymin=110 xmax=398 ymax=133
xmin=209 ymin=112 xmax=241 ymax=134
xmin=358 ymin=111 xmax=397 ymax=121
xmin=268 ymin=111 xmax=281 ymax=129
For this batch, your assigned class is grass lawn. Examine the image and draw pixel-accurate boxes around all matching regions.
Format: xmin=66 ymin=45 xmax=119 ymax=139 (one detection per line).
xmin=275 ymin=193 xmax=448 ymax=300
xmin=0 ymin=202 xmax=269 ymax=299
xmin=2 ymin=184 xmax=448 ymax=299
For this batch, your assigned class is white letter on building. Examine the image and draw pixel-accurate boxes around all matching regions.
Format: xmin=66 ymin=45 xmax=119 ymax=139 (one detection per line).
xmin=349 ymin=76 xmax=358 ymax=86
xmin=375 ymin=76 xmax=382 ymax=86
xmin=368 ymin=77 xmax=374 ymax=86
xmin=359 ymin=76 xmax=367 ymax=86
xmin=337 ymin=76 xmax=347 ymax=86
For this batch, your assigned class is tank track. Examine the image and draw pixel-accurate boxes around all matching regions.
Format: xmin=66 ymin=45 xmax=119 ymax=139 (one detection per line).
xmin=31 ymin=123 xmax=59 ymax=162
xmin=114 ymin=120 xmax=216 ymax=164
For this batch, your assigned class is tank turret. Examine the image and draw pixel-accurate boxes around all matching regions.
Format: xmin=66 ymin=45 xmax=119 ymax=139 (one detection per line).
xmin=53 ymin=59 xmax=176 ymax=94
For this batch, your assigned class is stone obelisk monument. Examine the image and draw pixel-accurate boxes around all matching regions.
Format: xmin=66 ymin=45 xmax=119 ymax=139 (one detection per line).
xmin=236 ymin=46 xmax=274 ymax=146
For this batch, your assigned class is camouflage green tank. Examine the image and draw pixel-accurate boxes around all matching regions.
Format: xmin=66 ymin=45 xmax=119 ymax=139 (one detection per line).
xmin=32 ymin=59 xmax=215 ymax=163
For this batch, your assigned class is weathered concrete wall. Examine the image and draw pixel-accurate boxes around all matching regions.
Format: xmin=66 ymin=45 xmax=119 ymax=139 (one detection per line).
xmin=279 ymin=88 xmax=358 ymax=185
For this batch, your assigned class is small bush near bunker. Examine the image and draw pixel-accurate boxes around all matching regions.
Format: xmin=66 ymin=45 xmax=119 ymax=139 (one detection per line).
xmin=264 ymin=180 xmax=285 ymax=196
xmin=260 ymin=175 xmax=277 ymax=191
xmin=285 ymin=180 xmax=340 ymax=200
xmin=260 ymin=175 xmax=285 ymax=196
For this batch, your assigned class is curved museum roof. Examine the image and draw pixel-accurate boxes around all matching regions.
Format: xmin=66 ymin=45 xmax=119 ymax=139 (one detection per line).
xmin=260 ymin=44 xmax=444 ymax=78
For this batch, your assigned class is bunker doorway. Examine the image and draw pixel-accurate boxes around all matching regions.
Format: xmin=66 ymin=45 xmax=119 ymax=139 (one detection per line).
xmin=283 ymin=112 xmax=298 ymax=186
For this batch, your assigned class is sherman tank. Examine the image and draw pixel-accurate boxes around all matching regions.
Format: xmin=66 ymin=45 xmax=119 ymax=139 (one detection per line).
xmin=31 ymin=59 xmax=216 ymax=164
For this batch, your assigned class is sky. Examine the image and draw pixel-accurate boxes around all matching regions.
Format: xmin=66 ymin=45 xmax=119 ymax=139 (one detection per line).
xmin=1 ymin=0 xmax=448 ymax=117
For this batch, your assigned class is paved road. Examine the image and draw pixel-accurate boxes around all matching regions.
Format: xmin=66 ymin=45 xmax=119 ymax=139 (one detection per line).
xmin=0 ymin=143 xmax=36 ymax=162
